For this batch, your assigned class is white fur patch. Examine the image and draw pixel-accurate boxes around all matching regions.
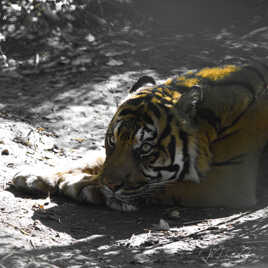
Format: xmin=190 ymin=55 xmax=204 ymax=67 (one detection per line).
xmin=183 ymin=140 xmax=200 ymax=183
xmin=136 ymin=126 xmax=154 ymax=142
xmin=13 ymin=167 xmax=56 ymax=192
xmin=58 ymin=174 xmax=85 ymax=198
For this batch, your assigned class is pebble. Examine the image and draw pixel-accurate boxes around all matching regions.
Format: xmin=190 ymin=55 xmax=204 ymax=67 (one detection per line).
xmin=168 ymin=209 xmax=181 ymax=219
xmin=152 ymin=218 xmax=170 ymax=231
xmin=0 ymin=191 xmax=15 ymax=209
xmin=1 ymin=149 xmax=9 ymax=155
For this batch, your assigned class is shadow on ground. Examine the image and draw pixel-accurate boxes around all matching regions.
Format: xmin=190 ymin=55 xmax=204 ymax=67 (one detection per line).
xmin=1 ymin=196 xmax=268 ymax=267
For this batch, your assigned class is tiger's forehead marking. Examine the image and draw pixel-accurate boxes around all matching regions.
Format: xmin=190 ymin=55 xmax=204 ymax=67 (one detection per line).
xmin=112 ymin=117 xmax=155 ymax=146
xmin=136 ymin=86 xmax=182 ymax=107
xmin=133 ymin=125 xmax=156 ymax=148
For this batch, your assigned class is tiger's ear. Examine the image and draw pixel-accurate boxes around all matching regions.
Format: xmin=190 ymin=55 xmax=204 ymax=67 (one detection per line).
xmin=130 ymin=76 xmax=156 ymax=93
xmin=177 ymin=85 xmax=203 ymax=120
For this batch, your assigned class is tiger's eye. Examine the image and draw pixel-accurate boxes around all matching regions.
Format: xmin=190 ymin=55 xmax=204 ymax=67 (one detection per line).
xmin=140 ymin=143 xmax=152 ymax=154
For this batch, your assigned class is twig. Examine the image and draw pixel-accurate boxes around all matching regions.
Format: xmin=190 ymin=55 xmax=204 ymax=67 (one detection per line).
xmin=5 ymin=222 xmax=30 ymax=236
xmin=29 ymin=239 xmax=36 ymax=249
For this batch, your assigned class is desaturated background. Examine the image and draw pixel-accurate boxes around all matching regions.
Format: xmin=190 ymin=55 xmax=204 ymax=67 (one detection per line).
xmin=1 ymin=1 xmax=268 ymax=267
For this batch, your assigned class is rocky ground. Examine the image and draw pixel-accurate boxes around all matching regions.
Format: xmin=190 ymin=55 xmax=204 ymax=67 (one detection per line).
xmin=1 ymin=1 xmax=268 ymax=267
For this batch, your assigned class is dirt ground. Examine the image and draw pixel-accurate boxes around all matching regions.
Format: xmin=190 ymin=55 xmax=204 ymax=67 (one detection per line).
xmin=1 ymin=1 xmax=268 ymax=267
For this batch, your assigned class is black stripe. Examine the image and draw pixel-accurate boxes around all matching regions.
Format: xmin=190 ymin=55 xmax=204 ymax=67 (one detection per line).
xmin=168 ymin=135 xmax=176 ymax=164
xmin=179 ymin=130 xmax=190 ymax=180
xmin=205 ymin=79 xmax=256 ymax=136
xmin=211 ymin=129 xmax=240 ymax=145
xmin=119 ymin=108 xmax=153 ymax=125
xmin=251 ymin=61 xmax=268 ymax=87
xmin=143 ymin=113 xmax=154 ymax=125
xmin=139 ymin=128 xmax=145 ymax=141
xmin=244 ymin=65 xmax=266 ymax=87
xmin=119 ymin=108 xmax=136 ymax=117
xmin=148 ymin=151 xmax=160 ymax=164
xmin=148 ymin=102 xmax=161 ymax=118
xmin=159 ymin=120 xmax=171 ymax=142
xmin=153 ymin=164 xmax=180 ymax=172
xmin=198 ymin=108 xmax=221 ymax=132
xmin=125 ymin=97 xmax=144 ymax=106
xmin=130 ymin=76 xmax=156 ymax=93
xmin=212 ymin=153 xmax=245 ymax=166
xmin=136 ymin=91 xmax=150 ymax=96
xmin=153 ymin=93 xmax=172 ymax=104
xmin=158 ymin=109 xmax=173 ymax=142
xmin=256 ymin=61 xmax=268 ymax=73
xmin=218 ymin=100 xmax=254 ymax=135
xmin=162 ymin=87 xmax=173 ymax=98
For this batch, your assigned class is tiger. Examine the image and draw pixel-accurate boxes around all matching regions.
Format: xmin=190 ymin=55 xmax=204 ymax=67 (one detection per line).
xmin=12 ymin=62 xmax=268 ymax=212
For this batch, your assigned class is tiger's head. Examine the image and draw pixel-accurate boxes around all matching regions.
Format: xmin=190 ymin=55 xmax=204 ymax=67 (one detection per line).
xmin=99 ymin=76 xmax=202 ymax=207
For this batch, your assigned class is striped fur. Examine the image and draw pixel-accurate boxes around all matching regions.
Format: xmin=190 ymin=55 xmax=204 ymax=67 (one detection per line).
xmin=13 ymin=62 xmax=268 ymax=211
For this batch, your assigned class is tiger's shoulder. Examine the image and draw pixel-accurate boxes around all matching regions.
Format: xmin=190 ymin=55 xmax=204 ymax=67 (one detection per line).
xmin=166 ymin=62 xmax=268 ymax=96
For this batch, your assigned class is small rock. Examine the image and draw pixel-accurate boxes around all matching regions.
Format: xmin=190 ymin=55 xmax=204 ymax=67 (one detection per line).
xmin=72 ymin=56 xmax=92 ymax=66
xmin=127 ymin=233 xmax=159 ymax=248
xmin=106 ymin=59 xmax=124 ymax=66
xmin=7 ymin=163 xmax=15 ymax=168
xmin=1 ymin=149 xmax=9 ymax=155
xmin=85 ymin=33 xmax=95 ymax=42
xmin=168 ymin=209 xmax=181 ymax=219
xmin=152 ymin=219 xmax=170 ymax=231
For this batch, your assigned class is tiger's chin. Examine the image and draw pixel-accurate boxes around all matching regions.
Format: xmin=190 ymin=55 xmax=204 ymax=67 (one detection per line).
xmin=100 ymin=185 xmax=148 ymax=212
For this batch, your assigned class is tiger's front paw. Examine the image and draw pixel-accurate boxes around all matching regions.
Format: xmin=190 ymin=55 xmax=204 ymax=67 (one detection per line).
xmin=12 ymin=168 xmax=56 ymax=194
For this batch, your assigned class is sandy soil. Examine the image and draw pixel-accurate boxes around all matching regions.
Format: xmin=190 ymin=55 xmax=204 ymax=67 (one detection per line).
xmin=1 ymin=1 xmax=268 ymax=267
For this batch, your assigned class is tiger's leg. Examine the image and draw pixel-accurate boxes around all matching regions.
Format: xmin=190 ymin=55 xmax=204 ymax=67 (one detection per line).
xmin=13 ymin=150 xmax=138 ymax=211
xmin=12 ymin=150 xmax=106 ymax=205
xmin=153 ymin=152 xmax=260 ymax=208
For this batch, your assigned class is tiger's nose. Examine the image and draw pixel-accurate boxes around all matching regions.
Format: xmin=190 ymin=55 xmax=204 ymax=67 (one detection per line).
xmin=107 ymin=182 xmax=123 ymax=192
xmin=106 ymin=172 xmax=131 ymax=192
